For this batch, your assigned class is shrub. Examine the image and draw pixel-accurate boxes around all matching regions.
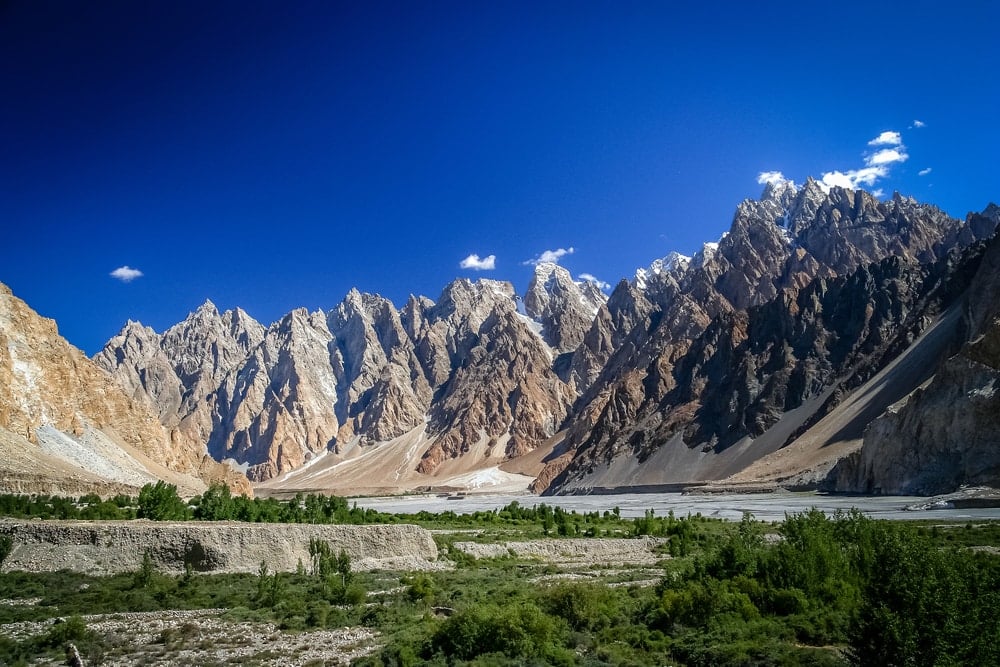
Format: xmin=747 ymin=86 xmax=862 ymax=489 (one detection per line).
xmin=0 ymin=535 xmax=12 ymax=570
xmin=539 ymin=583 xmax=616 ymax=632
xmin=194 ymin=483 xmax=234 ymax=520
xmin=432 ymin=601 xmax=565 ymax=661
xmin=405 ymin=574 xmax=436 ymax=604
xmin=136 ymin=482 xmax=187 ymax=521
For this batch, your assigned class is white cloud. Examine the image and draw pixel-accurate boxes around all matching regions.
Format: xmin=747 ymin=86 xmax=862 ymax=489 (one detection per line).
xmin=459 ymin=254 xmax=496 ymax=271
xmin=871 ymin=188 xmax=885 ymax=198
xmin=524 ymin=247 xmax=575 ymax=265
xmin=918 ymin=167 xmax=932 ymax=176
xmin=868 ymin=131 xmax=902 ymax=146
xmin=110 ymin=266 xmax=143 ymax=282
xmin=819 ymin=130 xmax=912 ymax=194
xmin=912 ymin=119 xmax=926 ymax=128
xmin=756 ymin=171 xmax=792 ymax=186
xmin=865 ymin=147 xmax=909 ymax=166
xmin=821 ymin=166 xmax=887 ymax=190
xmin=578 ymin=273 xmax=610 ymax=290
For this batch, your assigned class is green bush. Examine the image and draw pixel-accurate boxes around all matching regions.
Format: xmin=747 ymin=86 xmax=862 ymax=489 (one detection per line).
xmin=193 ymin=483 xmax=234 ymax=520
xmin=405 ymin=574 xmax=437 ymax=604
xmin=0 ymin=534 xmax=12 ymax=570
xmin=539 ymin=583 xmax=617 ymax=632
xmin=136 ymin=482 xmax=188 ymax=521
xmin=432 ymin=601 xmax=565 ymax=662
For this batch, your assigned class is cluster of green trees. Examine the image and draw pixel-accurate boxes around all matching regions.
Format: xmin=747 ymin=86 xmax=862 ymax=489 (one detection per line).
xmin=0 ymin=486 xmax=725 ymax=540
xmin=361 ymin=510 xmax=1000 ymax=666
xmin=0 ymin=483 xmax=397 ymax=525
xmin=0 ymin=493 xmax=134 ymax=520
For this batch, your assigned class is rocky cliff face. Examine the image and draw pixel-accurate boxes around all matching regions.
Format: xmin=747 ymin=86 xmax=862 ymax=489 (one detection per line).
xmin=94 ymin=301 xmax=266 ymax=448
xmin=832 ymin=232 xmax=1000 ymax=494
xmin=524 ymin=262 xmax=607 ymax=354
xmin=93 ymin=180 xmax=998 ymax=496
xmin=99 ymin=277 xmax=573 ymax=482
xmin=0 ymin=284 xmax=250 ymax=496
xmin=540 ymin=182 xmax=996 ymax=494
xmin=416 ymin=279 xmax=574 ymax=473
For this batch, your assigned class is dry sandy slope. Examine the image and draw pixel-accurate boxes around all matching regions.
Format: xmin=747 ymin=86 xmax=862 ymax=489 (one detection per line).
xmin=0 ymin=426 xmax=214 ymax=498
xmin=256 ymin=424 xmax=535 ymax=497
xmin=721 ymin=305 xmax=962 ymax=488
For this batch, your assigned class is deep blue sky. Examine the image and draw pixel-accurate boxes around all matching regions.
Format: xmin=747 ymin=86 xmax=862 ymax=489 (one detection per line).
xmin=2 ymin=1 xmax=998 ymax=354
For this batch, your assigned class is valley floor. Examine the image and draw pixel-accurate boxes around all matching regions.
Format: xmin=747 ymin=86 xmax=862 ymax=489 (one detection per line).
xmin=4 ymin=493 xmax=1000 ymax=666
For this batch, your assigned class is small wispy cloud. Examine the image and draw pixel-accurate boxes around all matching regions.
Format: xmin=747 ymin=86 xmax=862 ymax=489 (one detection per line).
xmin=524 ymin=247 xmax=575 ymax=266
xmin=756 ymin=171 xmax=793 ymax=187
xmin=578 ymin=273 xmax=610 ymax=290
xmin=110 ymin=266 xmax=143 ymax=283
xmin=911 ymin=119 xmax=926 ymax=128
xmin=918 ymin=167 xmax=932 ymax=176
xmin=871 ymin=188 xmax=885 ymax=198
xmin=821 ymin=166 xmax=886 ymax=190
xmin=868 ymin=131 xmax=903 ymax=146
xmin=819 ymin=130 xmax=909 ymax=192
xmin=459 ymin=254 xmax=496 ymax=271
xmin=866 ymin=147 xmax=909 ymax=166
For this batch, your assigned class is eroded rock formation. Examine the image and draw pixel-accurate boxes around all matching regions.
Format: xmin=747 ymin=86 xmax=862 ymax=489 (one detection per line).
xmin=0 ymin=285 xmax=249 ymax=496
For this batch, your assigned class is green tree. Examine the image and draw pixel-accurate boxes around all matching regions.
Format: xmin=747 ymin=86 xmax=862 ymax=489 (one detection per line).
xmin=849 ymin=521 xmax=1000 ymax=666
xmin=255 ymin=560 xmax=270 ymax=605
xmin=134 ymin=551 xmax=156 ymax=588
xmin=137 ymin=481 xmax=187 ymax=521
xmin=405 ymin=574 xmax=436 ymax=603
xmin=0 ymin=534 xmax=12 ymax=571
xmin=194 ymin=483 xmax=234 ymax=520
xmin=432 ymin=602 xmax=565 ymax=662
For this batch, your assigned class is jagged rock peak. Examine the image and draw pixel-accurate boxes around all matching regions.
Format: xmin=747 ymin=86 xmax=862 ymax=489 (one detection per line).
xmin=432 ymin=278 xmax=517 ymax=321
xmin=117 ymin=318 xmax=159 ymax=338
xmin=331 ymin=288 xmax=398 ymax=323
xmin=760 ymin=176 xmax=798 ymax=204
xmin=400 ymin=293 xmax=435 ymax=339
xmin=691 ymin=240 xmax=722 ymax=269
xmin=635 ymin=251 xmax=691 ymax=289
xmin=524 ymin=262 xmax=607 ymax=353
xmin=193 ymin=299 xmax=220 ymax=318
xmin=576 ymin=279 xmax=608 ymax=313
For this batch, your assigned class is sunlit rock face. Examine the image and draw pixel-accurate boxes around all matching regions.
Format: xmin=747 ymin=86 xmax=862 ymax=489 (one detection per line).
xmin=1 ymin=284 xmax=250 ymax=496
xmin=99 ymin=278 xmax=575 ymax=481
xmin=97 ymin=183 xmax=999 ymax=496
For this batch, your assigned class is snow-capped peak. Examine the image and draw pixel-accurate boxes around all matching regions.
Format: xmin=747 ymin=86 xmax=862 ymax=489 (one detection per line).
xmin=691 ymin=241 xmax=720 ymax=269
xmin=634 ymin=251 xmax=692 ymax=289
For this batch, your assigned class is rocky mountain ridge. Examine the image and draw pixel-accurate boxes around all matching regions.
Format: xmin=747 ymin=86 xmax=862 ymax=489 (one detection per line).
xmin=831 ymin=225 xmax=1000 ymax=494
xmin=539 ymin=181 xmax=997 ymax=493
xmin=0 ymin=284 xmax=250 ymax=497
xmin=99 ymin=274 xmax=577 ymax=483
xmin=94 ymin=181 xmax=1000 ymax=495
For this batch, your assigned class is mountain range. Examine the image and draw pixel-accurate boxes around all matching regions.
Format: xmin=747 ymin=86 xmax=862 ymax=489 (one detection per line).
xmin=3 ymin=179 xmax=998 ymax=497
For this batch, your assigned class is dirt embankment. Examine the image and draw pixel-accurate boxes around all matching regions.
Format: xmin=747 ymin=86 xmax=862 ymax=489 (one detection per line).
xmin=452 ymin=536 xmax=668 ymax=566
xmin=0 ymin=520 xmax=440 ymax=574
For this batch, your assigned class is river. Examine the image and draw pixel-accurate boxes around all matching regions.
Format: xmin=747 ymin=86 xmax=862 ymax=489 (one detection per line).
xmin=353 ymin=491 xmax=1000 ymax=522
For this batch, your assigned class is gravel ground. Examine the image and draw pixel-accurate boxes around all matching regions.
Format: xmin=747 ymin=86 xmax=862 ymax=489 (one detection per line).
xmin=452 ymin=536 xmax=669 ymax=566
xmin=1 ymin=609 xmax=380 ymax=666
